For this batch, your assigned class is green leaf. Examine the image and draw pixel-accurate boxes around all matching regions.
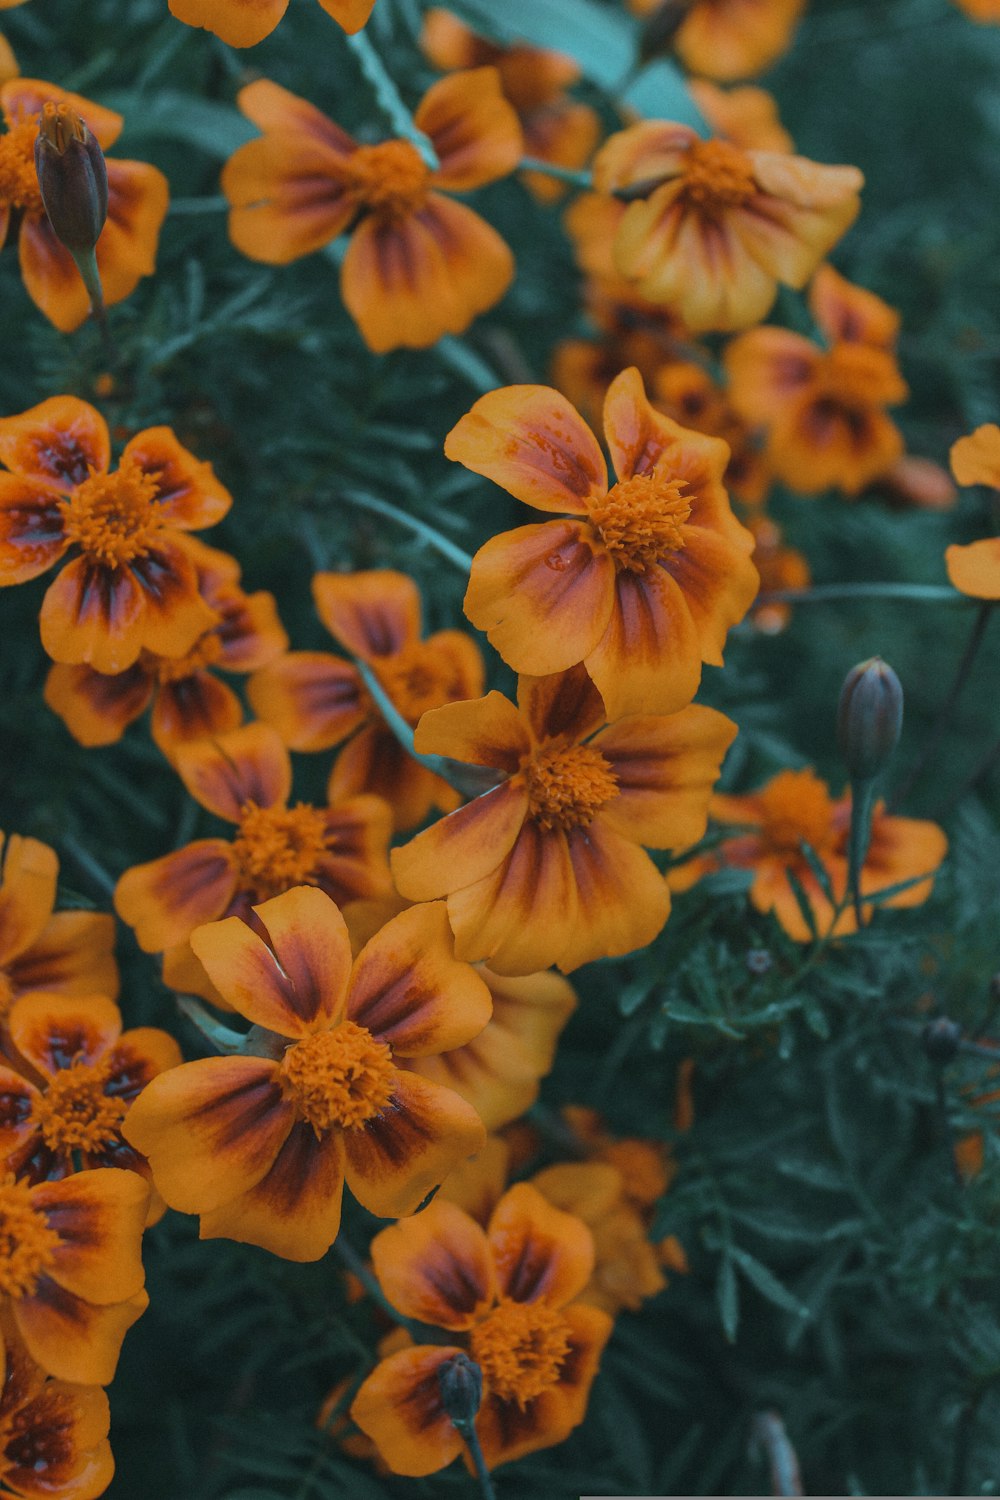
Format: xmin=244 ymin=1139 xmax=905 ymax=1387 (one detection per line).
xmin=785 ymin=865 xmax=820 ymax=940
xmin=730 ymin=1247 xmax=811 ymax=1321
xmin=110 ymin=91 xmax=255 ymax=157
xmin=716 ymin=1253 xmax=740 ymax=1343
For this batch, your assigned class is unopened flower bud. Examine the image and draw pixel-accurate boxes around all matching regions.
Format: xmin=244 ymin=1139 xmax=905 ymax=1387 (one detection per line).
xmin=922 ymin=1016 xmax=961 ymax=1065
xmin=34 ymin=101 xmax=108 ymax=254
xmin=438 ymin=1352 xmax=482 ymax=1429
xmin=837 ymin=657 xmax=903 ymax=782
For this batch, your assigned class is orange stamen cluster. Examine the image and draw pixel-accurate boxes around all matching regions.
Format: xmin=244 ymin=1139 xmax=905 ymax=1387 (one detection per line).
xmin=0 ymin=1177 xmax=59 ymax=1298
xmin=525 ymin=743 xmax=619 ymax=831
xmin=62 ymin=457 xmax=162 ymax=568
xmin=0 ymin=120 xmax=44 ymax=214
xmin=232 ymin=801 xmax=330 ymax=897
xmin=590 ymin=473 xmax=692 ymax=571
xmin=345 ymin=141 xmax=431 ymax=220
xmin=280 ymin=1022 xmax=396 ymax=1132
xmin=682 ymin=138 xmax=757 ymax=209
xmin=469 ymin=1297 xmax=573 ymax=1407
xmin=755 ymin=768 xmax=835 ymax=854
xmin=29 ymin=1060 xmax=127 ymax=1154
xmin=375 ymin=642 xmax=462 ymax=725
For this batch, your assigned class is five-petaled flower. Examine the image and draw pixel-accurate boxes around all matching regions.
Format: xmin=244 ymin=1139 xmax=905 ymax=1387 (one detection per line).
xmin=122 ymin=887 xmax=491 ymax=1261
xmin=349 ymin=1184 xmax=612 ymax=1473
xmin=391 ymin=665 xmax=737 ymax=974
xmin=168 ymin=0 xmax=376 ymax=49
xmin=447 ymin=366 xmax=759 ymax=717
xmin=0 ymin=396 xmax=232 ymax=674
xmin=222 ymin=71 xmax=522 ymax=352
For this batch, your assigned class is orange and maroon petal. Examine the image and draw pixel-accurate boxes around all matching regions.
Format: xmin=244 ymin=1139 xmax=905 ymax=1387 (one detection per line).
xmin=370 ymin=1198 xmax=496 ymax=1329
xmin=315 ymin=0 xmax=376 ymax=30
xmin=121 ymin=1054 xmax=294 ymax=1214
xmin=106 ymin=1027 xmax=184 ymax=1099
xmin=190 ymin=886 xmax=353 ymax=1036
xmin=350 ymin=1344 xmax=465 ymax=1478
xmin=945 ymin=539 xmax=1000 ymax=599
xmin=1 ymin=1379 xmax=113 ymax=1500
xmin=314 ymin=795 xmax=394 ymax=906
xmin=951 ymin=424 xmax=1000 ymax=489
xmin=168 ymin=0 xmax=289 ymax=47
xmin=347 ymin=900 xmax=492 ymax=1057
xmin=93 ymin=158 xmax=170 ymax=314
xmin=445 ymin=384 xmax=607 ymax=514
xmin=122 ymin=427 xmax=232 ymax=531
xmin=248 ymin=651 xmax=366 ymax=752
xmin=8 ymin=910 xmax=119 ymax=1002
xmin=7 ymin=992 xmax=121 ymax=1079
xmin=151 ymin=672 xmax=244 ymax=760
xmin=223 ymin=134 xmax=356 ymax=265
xmin=464 ymin=521 xmax=617 ymax=676
xmin=0 ymin=475 xmax=69 ymax=583
xmin=391 ymin=780 xmax=530 ymax=903
xmin=235 ymin=79 xmax=356 ymax=147
xmin=113 ymin=840 xmax=238 ymax=954
xmin=312 ymin=569 xmax=421 ymax=660
xmin=127 ymin=539 xmax=220 ymax=662
xmin=329 ymin=724 xmax=454 ymax=833
xmin=0 ymin=834 xmax=57 ymax=968
xmin=215 ymin=589 xmax=288 ymax=672
xmin=1 ymin=79 xmax=123 ymax=149
xmin=584 ymin=567 xmax=703 ymax=719
xmin=724 ymin=325 xmax=819 ymax=425
xmin=664 ymin=526 xmax=759 ymax=665
xmin=417 ymin=67 xmax=523 ymax=192
xmin=174 ymin=721 xmax=292 ymax=821
xmin=808 ymin=262 xmax=899 ymax=350
xmin=0 ymin=1066 xmax=38 ymax=1156
xmin=198 ymin=1122 xmax=345 ymax=1261
xmin=412 ymin=691 xmax=531 ymax=772
xmin=18 ymin=215 xmax=87 ymax=336
xmin=737 ymin=153 xmax=863 ymax=288
xmin=341 ymin=195 xmax=513 ymax=353
xmin=44 ymin=661 xmax=152 ymax=747
xmin=488 ymin=1182 xmax=594 ymax=1306
xmin=516 ymin=665 xmax=606 ymax=747
xmin=343 ymin=1070 xmax=486 ymax=1220
xmin=34 ymin=1169 xmax=148 ymax=1305
xmin=521 ymin=101 xmax=601 ymax=203
xmin=557 ymin=820 xmax=671 ymax=972
xmin=13 ymin=1285 xmax=148 ymax=1386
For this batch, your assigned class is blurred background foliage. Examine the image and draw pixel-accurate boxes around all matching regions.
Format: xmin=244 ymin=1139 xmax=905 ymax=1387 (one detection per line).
xmin=3 ymin=0 xmax=1000 ymax=1494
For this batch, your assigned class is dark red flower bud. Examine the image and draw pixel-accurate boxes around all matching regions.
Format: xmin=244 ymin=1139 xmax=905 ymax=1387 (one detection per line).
xmin=437 ymin=1352 xmax=482 ymax=1429
xmin=34 ymin=101 xmax=108 ymax=254
xmin=837 ymin=657 xmax=904 ymax=782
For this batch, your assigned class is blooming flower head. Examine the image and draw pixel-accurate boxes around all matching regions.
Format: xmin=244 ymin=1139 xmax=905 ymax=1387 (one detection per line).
xmin=123 ymin=888 xmax=490 ymax=1260
xmin=808 ymin=262 xmax=900 ymax=352
xmin=0 ymin=832 xmax=118 ymax=1027
xmin=630 ymin=0 xmax=805 ymax=82
xmin=113 ymin=721 xmax=393 ymax=999
xmin=710 ymin=767 xmax=948 ymax=940
xmin=349 ymin=1184 xmax=612 ymax=1473
xmin=0 ymin=397 xmax=232 ymax=673
xmin=168 ymin=0 xmax=374 ymax=47
xmin=420 ymin=10 xmax=600 ymax=201
xmin=944 ymin=424 xmax=1000 ymax=597
xmin=447 ymin=366 xmax=758 ymax=717
xmin=0 ymin=79 xmax=168 ymax=331
xmin=44 ymin=539 xmax=287 ymax=760
xmin=591 ymin=122 xmax=862 ymax=332
xmin=222 ymin=72 xmax=522 ymax=352
xmin=249 ymin=569 xmax=483 ymax=831
xmin=392 ymin=665 xmax=737 ymax=974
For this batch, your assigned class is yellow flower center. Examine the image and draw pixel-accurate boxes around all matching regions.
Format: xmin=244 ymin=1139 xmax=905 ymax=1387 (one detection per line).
xmin=280 ymin=1022 xmax=396 ymax=1133
xmin=232 ymin=801 xmax=330 ymax=899
xmin=150 ymin=630 xmax=224 ymax=683
xmin=683 ymin=138 xmax=756 ymax=210
xmin=28 ymin=1059 xmax=127 ymax=1156
xmin=374 ymin=642 xmax=464 ymax=727
xmin=346 ymin=141 xmax=431 ymax=220
xmin=62 ymin=457 xmax=162 ymax=568
xmin=0 ymin=1177 xmax=59 ymax=1299
xmin=469 ymin=1298 xmax=573 ymax=1408
xmin=524 ymin=743 xmax=619 ymax=832
xmin=589 ymin=472 xmax=691 ymax=572
xmin=755 ymin=769 xmax=836 ymax=855
xmin=0 ymin=120 xmax=43 ymax=215
xmin=812 ymin=343 xmax=905 ymax=409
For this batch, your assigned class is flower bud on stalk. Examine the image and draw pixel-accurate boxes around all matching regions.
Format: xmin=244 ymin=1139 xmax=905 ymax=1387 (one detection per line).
xmin=837 ymin=657 xmax=904 ymax=926
xmin=438 ymin=1352 xmax=483 ymax=1430
xmin=34 ymin=101 xmax=109 ymax=333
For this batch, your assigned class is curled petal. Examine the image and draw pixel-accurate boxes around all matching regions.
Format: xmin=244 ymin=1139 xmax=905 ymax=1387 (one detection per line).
xmin=391 ymin=780 xmax=529 ymax=904
xmin=413 ymin=690 xmax=530 ymax=773
xmin=8 ymin=992 xmax=121 ymax=1078
xmin=371 ymin=1198 xmax=496 ymax=1329
xmin=14 ymin=1284 xmax=148 ymax=1386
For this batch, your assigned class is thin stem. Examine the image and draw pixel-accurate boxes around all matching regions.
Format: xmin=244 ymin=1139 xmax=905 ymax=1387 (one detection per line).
xmin=340 ymin=489 xmax=474 ymax=572
xmin=72 ymin=247 xmax=115 ymax=362
xmin=455 ymin=1421 xmax=497 ymax=1500
xmin=331 ymin=1236 xmax=431 ymax=1342
xmin=757 ymin=582 xmax=965 ymax=606
xmin=59 ymin=836 xmax=115 ymax=898
xmin=354 ymin=659 xmax=500 ymax=799
xmin=344 ymin=30 xmax=439 ymax=169
xmin=846 ymin=777 xmax=877 ymax=928
xmin=170 ymin=195 xmax=229 ymax=215
xmin=518 ymin=155 xmax=593 ymax=190
xmin=175 ymin=996 xmax=246 ymax=1054
xmin=891 ymin=602 xmax=993 ymax=809
xmin=434 ymin=335 xmax=500 ymax=395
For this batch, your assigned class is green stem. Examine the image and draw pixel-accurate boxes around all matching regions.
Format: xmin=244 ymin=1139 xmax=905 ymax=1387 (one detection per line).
xmin=353 ymin=659 xmax=500 ymax=799
xmin=847 ymin=776 xmax=878 ymax=928
xmin=71 ymin=246 xmax=114 ymax=360
xmin=757 ymin=583 xmax=965 ymax=606
xmin=434 ymin=335 xmax=500 ymax=394
xmin=175 ymin=997 xmax=246 ymax=1054
xmin=518 ymin=156 xmax=593 ymax=190
xmin=170 ymin=195 xmax=229 ymax=215
xmin=454 ymin=1420 xmax=497 ymax=1500
xmin=340 ymin=489 xmax=474 ymax=572
xmin=344 ymin=30 xmax=439 ymax=169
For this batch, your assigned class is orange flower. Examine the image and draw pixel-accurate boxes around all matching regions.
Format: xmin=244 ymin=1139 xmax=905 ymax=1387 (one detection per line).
xmin=745 ymin=514 xmax=810 ymax=632
xmin=688 ymin=80 xmax=793 ymax=154
xmin=945 ymin=424 xmax=1000 ymax=598
xmin=952 ymin=0 xmax=1000 ymax=19
xmin=0 ymin=1313 xmax=113 ymax=1499
xmin=0 ymin=831 xmax=118 ymax=1023
xmin=168 ymin=0 xmax=374 ymax=47
xmin=249 ymin=570 xmax=483 ymax=831
xmin=711 ymin=767 xmax=948 ymax=940
xmin=114 ymin=722 xmax=393 ymax=995
xmin=392 ymin=666 xmax=737 ymax=974
xmin=449 ymin=367 xmax=758 ymax=715
xmin=591 ymin=122 xmax=862 ymax=332
xmin=0 ymin=80 xmax=167 ymax=331
xmin=808 ymin=262 xmax=900 ymax=352
xmin=123 ymin=888 xmax=490 ymax=1260
xmin=222 ymin=73 xmax=522 ymax=352
xmin=0 ymin=993 xmax=181 ymax=1196
xmin=349 ymin=1184 xmax=612 ymax=1473
xmin=0 ymin=397 xmax=231 ymax=673
xmin=0 ymin=1168 xmax=148 ymax=1384
xmin=631 ymin=0 xmax=805 ymax=81
xmin=45 ymin=539 xmax=287 ymax=759
xmin=420 ymin=10 xmax=600 ymax=202
xmin=0 ymin=34 xmax=17 ymax=89
xmin=651 ymin=360 xmax=772 ymax=505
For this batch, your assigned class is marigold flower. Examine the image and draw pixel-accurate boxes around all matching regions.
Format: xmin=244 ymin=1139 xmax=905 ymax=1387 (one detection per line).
xmin=0 ymin=1168 xmax=148 ymax=1385
xmin=0 ymin=397 xmax=232 ymax=673
xmin=45 ymin=539 xmax=287 ymax=759
xmin=392 ymin=666 xmax=737 ymax=974
xmin=746 ymin=515 xmax=809 ymax=633
xmin=0 ymin=36 xmax=16 ymax=89
xmin=349 ymin=1184 xmax=612 ymax=1473
xmin=0 ymin=831 xmax=118 ymax=1024
xmin=710 ymin=766 xmax=948 ymax=940
xmin=249 ymin=569 xmax=483 ymax=831
xmin=114 ymin=721 xmax=393 ymax=1000
xmin=808 ymin=262 xmax=900 ymax=352
xmin=123 ymin=888 xmax=490 ymax=1260
xmin=0 ymin=80 xmax=167 ymax=332
xmin=420 ymin=10 xmax=600 ymax=202
xmin=630 ymin=0 xmax=805 ymax=81
xmin=651 ymin=360 xmax=772 ymax=505
xmin=591 ymin=122 xmax=862 ymax=332
xmin=688 ymin=80 xmax=793 ymax=154
xmin=448 ymin=367 xmax=758 ymax=716
xmin=952 ymin=0 xmax=1000 ymax=19
xmin=222 ymin=72 xmax=522 ymax=352
xmin=945 ymin=424 xmax=1000 ymax=597
xmin=168 ymin=0 xmax=374 ymax=47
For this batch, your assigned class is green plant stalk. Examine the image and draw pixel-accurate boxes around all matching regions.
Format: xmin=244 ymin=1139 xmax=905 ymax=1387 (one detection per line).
xmin=757 ymin=582 xmax=965 ymax=606
xmin=176 ymin=996 xmax=246 ymax=1053
xmin=846 ymin=775 xmax=878 ymax=928
xmin=354 ymin=658 xmax=500 ymax=799
xmin=345 ymin=30 xmax=439 ymax=169
xmin=518 ymin=155 xmax=593 ymax=190
xmin=341 ymin=489 xmax=474 ymax=572
xmin=72 ymin=245 xmax=114 ymax=357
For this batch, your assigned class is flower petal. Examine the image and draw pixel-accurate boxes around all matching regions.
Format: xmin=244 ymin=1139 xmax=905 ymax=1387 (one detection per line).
xmin=224 ymin=133 xmax=356 ymax=263
xmin=946 ymin=539 xmax=1000 ymax=599
xmin=123 ymin=427 xmax=232 ymax=531
xmin=314 ymin=796 xmax=394 ymax=907
xmin=584 ymin=567 xmax=703 ymax=719
xmin=516 ymin=665 xmax=606 ymax=746
xmin=248 ymin=651 xmax=366 ymax=751
xmin=44 ymin=662 xmax=152 ymax=747
xmin=663 ymin=525 xmax=759 ymax=665
xmin=951 ymin=424 xmax=1000 ymax=489
xmin=556 ymin=820 xmax=671 ymax=972
xmin=0 ymin=475 xmax=68 ymax=583
xmin=8 ymin=993 xmax=121 ymax=1078
xmin=1 ymin=79 xmax=122 ymax=149
xmin=488 ymin=1182 xmax=593 ymax=1305
xmin=738 ymin=152 xmax=863 ymax=288
xmin=151 ymin=673 xmax=244 ymax=761
xmin=315 ymin=0 xmax=376 ymax=30
xmin=168 ymin=0 xmax=288 ymax=47
xmin=350 ymin=1345 xmax=465 ymax=1478
xmin=412 ymin=690 xmax=530 ymax=772
xmin=371 ymin=1197 xmax=496 ymax=1329
xmin=329 ymin=724 xmax=455 ymax=833
xmin=174 ymin=721 xmax=292 ymax=820
xmin=34 ymin=1169 xmax=148 ymax=1304
xmin=235 ymin=79 xmax=357 ymax=149
xmin=391 ymin=780 xmax=530 ymax=903
xmin=198 ymin=1123 xmax=345 ymax=1262
xmin=416 ymin=67 xmax=523 ymax=192
xmin=7 ymin=910 xmax=119 ymax=1001
xmin=312 ymin=569 xmax=421 ymax=659
xmin=0 ymin=833 xmax=57 ymax=967
xmin=0 ymin=395 xmax=106 ymax=486
xmin=114 ymin=841 xmax=237 ymax=954
xmin=13 ymin=1284 xmax=148 ymax=1386
xmin=93 ymin=159 xmax=170 ymax=313
xmin=594 ymin=704 xmax=737 ymax=849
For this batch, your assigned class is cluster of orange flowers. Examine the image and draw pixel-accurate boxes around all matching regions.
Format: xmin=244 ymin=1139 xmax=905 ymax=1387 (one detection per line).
xmin=2 ymin=0 xmax=997 ymax=1490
